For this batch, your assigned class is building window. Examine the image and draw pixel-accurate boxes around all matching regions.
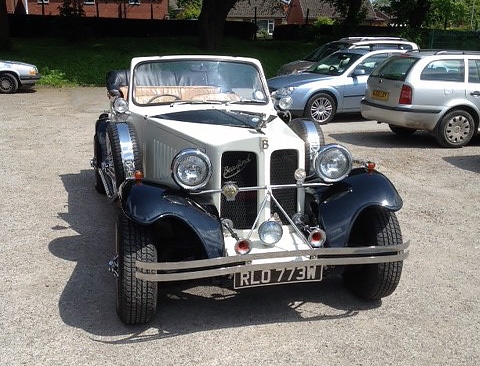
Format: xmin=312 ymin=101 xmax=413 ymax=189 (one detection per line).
xmin=128 ymin=0 xmax=140 ymax=4
xmin=84 ymin=0 xmax=95 ymax=4
xmin=37 ymin=0 xmax=49 ymax=3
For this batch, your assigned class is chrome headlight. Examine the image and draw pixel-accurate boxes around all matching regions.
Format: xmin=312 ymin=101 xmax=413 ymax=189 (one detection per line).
xmin=258 ymin=220 xmax=283 ymax=246
xmin=172 ymin=149 xmax=212 ymax=190
xmin=112 ymin=97 xmax=129 ymax=114
xmin=313 ymin=144 xmax=352 ymax=182
xmin=278 ymin=95 xmax=293 ymax=110
xmin=272 ymin=87 xmax=295 ymax=111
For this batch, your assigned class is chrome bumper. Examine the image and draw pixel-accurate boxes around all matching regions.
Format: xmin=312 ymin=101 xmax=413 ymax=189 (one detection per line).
xmin=135 ymin=241 xmax=409 ymax=282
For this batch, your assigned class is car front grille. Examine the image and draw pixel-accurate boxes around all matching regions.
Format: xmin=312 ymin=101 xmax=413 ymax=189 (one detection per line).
xmin=220 ymin=150 xmax=298 ymax=229
xmin=270 ymin=149 xmax=297 ymax=224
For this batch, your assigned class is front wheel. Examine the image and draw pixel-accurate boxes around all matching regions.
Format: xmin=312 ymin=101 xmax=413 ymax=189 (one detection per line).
xmin=116 ymin=212 xmax=158 ymax=325
xmin=434 ymin=109 xmax=475 ymax=148
xmin=304 ymin=93 xmax=336 ymax=124
xmin=343 ymin=207 xmax=403 ymax=300
xmin=0 ymin=73 xmax=19 ymax=94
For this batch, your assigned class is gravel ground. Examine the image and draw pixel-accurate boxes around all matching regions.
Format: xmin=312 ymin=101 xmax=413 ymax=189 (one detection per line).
xmin=1 ymin=87 xmax=479 ymax=366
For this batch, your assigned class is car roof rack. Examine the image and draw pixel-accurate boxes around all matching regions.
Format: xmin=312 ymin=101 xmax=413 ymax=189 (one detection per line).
xmin=338 ymin=36 xmax=406 ymax=42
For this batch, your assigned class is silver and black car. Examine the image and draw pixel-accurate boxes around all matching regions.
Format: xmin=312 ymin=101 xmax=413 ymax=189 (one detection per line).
xmin=92 ymin=55 xmax=409 ymax=325
xmin=361 ymin=50 xmax=480 ymax=147
xmin=0 ymin=60 xmax=41 ymax=94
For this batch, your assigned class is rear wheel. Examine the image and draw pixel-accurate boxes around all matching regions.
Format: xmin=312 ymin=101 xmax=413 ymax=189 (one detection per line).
xmin=116 ymin=212 xmax=158 ymax=325
xmin=0 ymin=73 xmax=19 ymax=94
xmin=343 ymin=207 xmax=403 ymax=300
xmin=434 ymin=110 xmax=475 ymax=148
xmin=304 ymin=93 xmax=336 ymax=124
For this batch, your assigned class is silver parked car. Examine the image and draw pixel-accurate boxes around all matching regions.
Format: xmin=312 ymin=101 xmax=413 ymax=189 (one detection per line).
xmin=277 ymin=36 xmax=418 ymax=76
xmin=268 ymin=49 xmax=407 ymax=124
xmin=361 ymin=50 xmax=480 ymax=147
xmin=0 ymin=60 xmax=41 ymax=94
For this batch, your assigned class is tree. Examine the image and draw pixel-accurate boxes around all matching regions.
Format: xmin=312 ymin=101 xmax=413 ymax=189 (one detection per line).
xmin=0 ymin=0 xmax=10 ymax=50
xmin=324 ymin=0 xmax=367 ymax=32
xmin=175 ymin=0 xmax=202 ymax=19
xmin=381 ymin=0 xmax=432 ymax=28
xmin=58 ymin=0 xmax=86 ymax=17
xmin=429 ymin=0 xmax=468 ymax=29
xmin=198 ymin=0 xmax=238 ymax=50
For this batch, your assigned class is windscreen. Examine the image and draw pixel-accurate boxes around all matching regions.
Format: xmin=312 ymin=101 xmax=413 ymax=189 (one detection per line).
xmin=132 ymin=60 xmax=268 ymax=105
xmin=306 ymin=52 xmax=363 ymax=75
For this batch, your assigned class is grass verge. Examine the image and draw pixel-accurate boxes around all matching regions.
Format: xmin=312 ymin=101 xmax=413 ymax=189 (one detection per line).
xmin=3 ymin=36 xmax=317 ymax=87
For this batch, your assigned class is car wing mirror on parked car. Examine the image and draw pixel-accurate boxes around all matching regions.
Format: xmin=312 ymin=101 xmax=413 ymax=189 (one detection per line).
xmin=351 ymin=67 xmax=367 ymax=77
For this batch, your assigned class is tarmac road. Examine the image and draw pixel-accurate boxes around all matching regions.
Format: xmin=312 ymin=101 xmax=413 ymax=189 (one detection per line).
xmin=1 ymin=87 xmax=479 ymax=365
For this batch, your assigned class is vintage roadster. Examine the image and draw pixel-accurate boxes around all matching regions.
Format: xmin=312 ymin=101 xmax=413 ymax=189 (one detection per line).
xmin=92 ymin=55 xmax=409 ymax=325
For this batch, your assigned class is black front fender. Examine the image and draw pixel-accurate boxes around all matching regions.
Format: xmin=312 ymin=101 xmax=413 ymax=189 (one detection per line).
xmin=315 ymin=169 xmax=403 ymax=247
xmin=119 ymin=179 xmax=224 ymax=258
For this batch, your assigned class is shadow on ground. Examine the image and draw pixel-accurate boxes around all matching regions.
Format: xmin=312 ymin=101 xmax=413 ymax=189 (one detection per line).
xmin=49 ymin=170 xmax=381 ymax=341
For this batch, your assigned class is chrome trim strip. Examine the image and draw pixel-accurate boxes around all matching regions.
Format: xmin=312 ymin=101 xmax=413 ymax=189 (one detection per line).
xmin=135 ymin=241 xmax=410 ymax=282
xmin=192 ymin=182 xmax=330 ymax=195
xmin=361 ymin=99 xmax=441 ymax=114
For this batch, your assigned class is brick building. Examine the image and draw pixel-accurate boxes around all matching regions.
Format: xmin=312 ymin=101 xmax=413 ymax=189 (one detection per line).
xmin=6 ymin=0 xmax=169 ymax=19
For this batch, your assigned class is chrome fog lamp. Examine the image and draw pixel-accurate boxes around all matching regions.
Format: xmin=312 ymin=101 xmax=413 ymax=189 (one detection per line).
xmin=278 ymin=96 xmax=293 ymax=110
xmin=113 ymin=97 xmax=129 ymax=114
xmin=258 ymin=220 xmax=283 ymax=246
xmin=294 ymin=168 xmax=306 ymax=183
xmin=313 ymin=144 xmax=352 ymax=182
xmin=172 ymin=149 xmax=212 ymax=190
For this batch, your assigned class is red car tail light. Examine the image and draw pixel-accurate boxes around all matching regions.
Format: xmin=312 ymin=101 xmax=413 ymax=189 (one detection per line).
xmin=399 ymin=85 xmax=412 ymax=105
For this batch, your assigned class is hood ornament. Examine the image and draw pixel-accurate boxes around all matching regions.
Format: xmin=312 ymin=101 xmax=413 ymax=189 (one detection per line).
xmin=255 ymin=114 xmax=277 ymax=132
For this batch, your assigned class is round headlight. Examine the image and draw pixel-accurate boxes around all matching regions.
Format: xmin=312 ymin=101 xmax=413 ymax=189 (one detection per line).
xmin=278 ymin=96 xmax=293 ymax=110
xmin=313 ymin=144 xmax=352 ymax=182
xmin=258 ymin=220 xmax=283 ymax=246
xmin=172 ymin=149 xmax=212 ymax=190
xmin=113 ymin=97 xmax=128 ymax=114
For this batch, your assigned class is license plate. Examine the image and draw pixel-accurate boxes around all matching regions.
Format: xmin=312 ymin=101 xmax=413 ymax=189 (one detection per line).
xmin=234 ymin=265 xmax=323 ymax=289
xmin=372 ymin=89 xmax=389 ymax=101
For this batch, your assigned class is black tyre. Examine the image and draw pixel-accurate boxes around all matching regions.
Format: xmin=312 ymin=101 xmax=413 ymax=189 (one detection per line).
xmin=105 ymin=122 xmax=143 ymax=194
xmin=389 ymin=125 xmax=416 ymax=137
xmin=343 ymin=207 xmax=403 ymax=300
xmin=0 ymin=73 xmax=19 ymax=94
xmin=304 ymin=93 xmax=336 ymax=124
xmin=434 ymin=109 xmax=475 ymax=148
xmin=93 ymin=135 xmax=106 ymax=195
xmin=116 ymin=212 xmax=158 ymax=325
xmin=288 ymin=118 xmax=325 ymax=173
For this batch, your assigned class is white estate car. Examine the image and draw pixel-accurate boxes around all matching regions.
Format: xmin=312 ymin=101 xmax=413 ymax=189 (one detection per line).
xmin=92 ymin=55 xmax=409 ymax=324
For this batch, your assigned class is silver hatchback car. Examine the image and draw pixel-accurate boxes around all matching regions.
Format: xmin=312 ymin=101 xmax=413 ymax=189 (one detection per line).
xmin=361 ymin=50 xmax=480 ymax=147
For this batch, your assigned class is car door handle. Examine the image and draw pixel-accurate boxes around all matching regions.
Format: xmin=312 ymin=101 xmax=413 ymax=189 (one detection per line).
xmin=470 ymin=91 xmax=480 ymax=97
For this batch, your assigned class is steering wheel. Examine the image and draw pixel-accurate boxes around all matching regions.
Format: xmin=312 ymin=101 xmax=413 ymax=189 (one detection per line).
xmin=328 ymin=66 xmax=338 ymax=73
xmin=146 ymin=94 xmax=181 ymax=104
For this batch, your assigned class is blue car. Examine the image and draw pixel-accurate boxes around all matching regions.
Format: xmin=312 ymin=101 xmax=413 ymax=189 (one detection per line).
xmin=268 ymin=49 xmax=406 ymax=124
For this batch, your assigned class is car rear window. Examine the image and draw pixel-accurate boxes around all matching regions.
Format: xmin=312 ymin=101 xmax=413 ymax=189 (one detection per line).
xmin=370 ymin=55 xmax=418 ymax=81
